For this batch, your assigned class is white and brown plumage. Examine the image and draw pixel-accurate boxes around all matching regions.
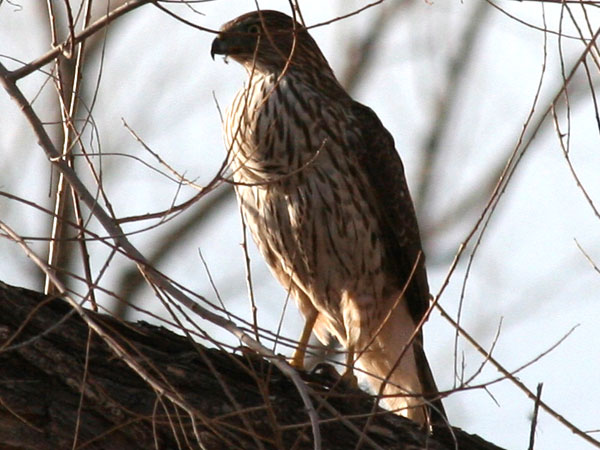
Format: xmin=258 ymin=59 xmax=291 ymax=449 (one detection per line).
xmin=211 ymin=10 xmax=445 ymax=426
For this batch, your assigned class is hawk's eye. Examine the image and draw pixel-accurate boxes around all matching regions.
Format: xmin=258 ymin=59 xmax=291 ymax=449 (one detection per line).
xmin=247 ymin=23 xmax=261 ymax=34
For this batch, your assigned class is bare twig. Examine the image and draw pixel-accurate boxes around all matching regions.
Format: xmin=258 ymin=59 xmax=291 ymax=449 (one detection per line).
xmin=575 ymin=239 xmax=600 ymax=274
xmin=415 ymin=1 xmax=491 ymax=211
xmin=528 ymin=383 xmax=544 ymax=450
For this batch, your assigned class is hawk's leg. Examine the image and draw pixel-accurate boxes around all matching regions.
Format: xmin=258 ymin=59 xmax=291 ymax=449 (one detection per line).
xmin=341 ymin=345 xmax=359 ymax=389
xmin=290 ymin=310 xmax=317 ymax=369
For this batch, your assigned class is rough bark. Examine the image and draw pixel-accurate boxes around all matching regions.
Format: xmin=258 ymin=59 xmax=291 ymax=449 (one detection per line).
xmin=0 ymin=281 xmax=505 ymax=450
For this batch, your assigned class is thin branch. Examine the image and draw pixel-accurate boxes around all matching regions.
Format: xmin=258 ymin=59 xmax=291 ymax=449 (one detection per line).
xmin=415 ymin=1 xmax=491 ymax=210
xmin=574 ymin=239 xmax=600 ymax=274
xmin=527 ymin=383 xmax=544 ymax=450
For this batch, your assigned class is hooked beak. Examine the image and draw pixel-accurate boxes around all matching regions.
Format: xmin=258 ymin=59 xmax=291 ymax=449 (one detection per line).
xmin=211 ymin=36 xmax=229 ymax=60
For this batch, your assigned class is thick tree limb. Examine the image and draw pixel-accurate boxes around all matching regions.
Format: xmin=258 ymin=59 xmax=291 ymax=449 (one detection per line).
xmin=0 ymin=281 xmax=505 ymax=450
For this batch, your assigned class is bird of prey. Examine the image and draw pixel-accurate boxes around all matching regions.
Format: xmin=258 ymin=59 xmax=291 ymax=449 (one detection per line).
xmin=211 ymin=10 xmax=446 ymax=427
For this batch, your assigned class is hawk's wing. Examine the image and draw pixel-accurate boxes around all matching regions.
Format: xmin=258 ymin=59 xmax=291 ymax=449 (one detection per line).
xmin=350 ymin=101 xmax=430 ymax=322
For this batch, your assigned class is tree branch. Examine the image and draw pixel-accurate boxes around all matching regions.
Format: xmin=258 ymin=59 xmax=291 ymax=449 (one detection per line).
xmin=0 ymin=281 xmax=507 ymax=450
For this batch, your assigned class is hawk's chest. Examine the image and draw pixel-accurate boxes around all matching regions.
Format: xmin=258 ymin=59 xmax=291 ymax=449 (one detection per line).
xmin=222 ymin=74 xmax=389 ymax=304
xmin=224 ymin=74 xmax=344 ymax=183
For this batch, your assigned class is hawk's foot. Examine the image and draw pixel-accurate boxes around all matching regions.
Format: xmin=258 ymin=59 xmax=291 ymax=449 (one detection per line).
xmin=311 ymin=362 xmax=359 ymax=390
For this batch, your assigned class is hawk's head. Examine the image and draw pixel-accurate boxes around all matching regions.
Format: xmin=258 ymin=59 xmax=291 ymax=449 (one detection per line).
xmin=211 ymin=10 xmax=327 ymax=73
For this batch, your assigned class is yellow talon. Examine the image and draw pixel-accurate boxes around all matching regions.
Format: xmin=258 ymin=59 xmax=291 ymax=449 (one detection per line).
xmin=290 ymin=310 xmax=317 ymax=370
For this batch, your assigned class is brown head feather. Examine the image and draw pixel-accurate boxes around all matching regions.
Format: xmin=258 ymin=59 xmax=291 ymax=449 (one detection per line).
xmin=211 ymin=10 xmax=331 ymax=75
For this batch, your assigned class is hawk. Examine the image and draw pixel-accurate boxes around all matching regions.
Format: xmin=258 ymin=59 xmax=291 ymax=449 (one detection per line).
xmin=211 ymin=10 xmax=446 ymax=426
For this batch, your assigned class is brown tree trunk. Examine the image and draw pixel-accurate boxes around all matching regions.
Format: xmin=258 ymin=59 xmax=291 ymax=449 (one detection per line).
xmin=0 ymin=281 xmax=504 ymax=450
